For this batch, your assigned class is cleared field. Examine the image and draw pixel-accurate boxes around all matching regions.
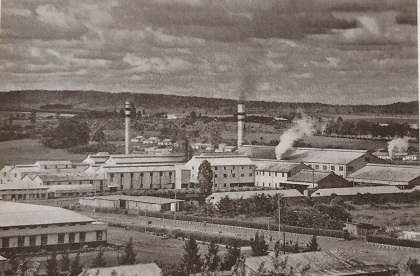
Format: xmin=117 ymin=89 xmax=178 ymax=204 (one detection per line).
xmin=0 ymin=139 xmax=86 ymax=168
xmin=302 ymin=135 xmax=390 ymax=151
xmin=351 ymin=203 xmax=420 ymax=231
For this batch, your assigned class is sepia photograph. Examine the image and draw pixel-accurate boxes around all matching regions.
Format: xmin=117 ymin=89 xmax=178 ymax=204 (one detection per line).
xmin=0 ymin=0 xmax=418 ymax=275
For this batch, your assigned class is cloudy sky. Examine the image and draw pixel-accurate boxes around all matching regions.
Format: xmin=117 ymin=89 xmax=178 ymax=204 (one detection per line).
xmin=0 ymin=0 xmax=417 ymax=104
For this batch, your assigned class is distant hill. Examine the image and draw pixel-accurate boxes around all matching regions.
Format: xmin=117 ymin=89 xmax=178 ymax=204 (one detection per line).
xmin=0 ymin=90 xmax=418 ymax=116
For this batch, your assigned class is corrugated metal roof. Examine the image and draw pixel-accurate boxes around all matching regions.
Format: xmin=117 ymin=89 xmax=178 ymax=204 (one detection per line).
xmin=35 ymin=160 xmax=73 ymax=165
xmin=102 ymin=165 xmax=177 ymax=173
xmin=86 ymin=195 xmax=183 ymax=205
xmin=347 ymin=164 xmax=420 ymax=184
xmin=0 ymin=201 xmax=94 ymax=227
xmin=281 ymin=148 xmax=367 ymax=165
xmin=311 ymin=186 xmax=402 ymax=197
xmin=0 ymin=183 xmax=48 ymax=191
xmin=207 ymin=189 xmax=303 ymax=203
xmin=245 ymin=250 xmax=394 ymax=276
xmin=256 ymin=161 xmax=303 ymax=172
xmin=186 ymin=154 xmax=255 ymax=167
xmin=48 ymin=184 xmax=95 ymax=192
xmin=36 ymin=172 xmax=103 ymax=182
xmin=106 ymin=154 xmax=185 ymax=164
xmin=288 ymin=170 xmax=332 ymax=183
xmin=80 ymin=263 xmax=161 ymax=276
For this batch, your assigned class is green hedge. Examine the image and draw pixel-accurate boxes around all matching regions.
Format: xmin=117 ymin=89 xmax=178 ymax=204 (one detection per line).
xmin=367 ymin=235 xmax=420 ymax=248
xmin=143 ymin=211 xmax=344 ymax=239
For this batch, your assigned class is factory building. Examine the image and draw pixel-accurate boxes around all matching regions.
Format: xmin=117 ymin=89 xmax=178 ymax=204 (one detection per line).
xmin=185 ymin=153 xmax=255 ymax=188
xmin=206 ymin=189 xmax=304 ymax=205
xmin=254 ymin=161 xmax=311 ymax=188
xmin=346 ymin=164 xmax=420 ymax=189
xmin=240 ymin=146 xmax=384 ymax=177
xmin=79 ymin=195 xmax=183 ymax=212
xmin=0 ymin=201 xmax=107 ymax=254
xmin=95 ymin=164 xmax=190 ymax=191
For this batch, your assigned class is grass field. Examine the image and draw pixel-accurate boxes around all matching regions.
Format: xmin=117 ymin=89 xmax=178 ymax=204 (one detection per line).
xmin=0 ymin=139 xmax=86 ymax=168
xmin=351 ymin=203 xmax=420 ymax=231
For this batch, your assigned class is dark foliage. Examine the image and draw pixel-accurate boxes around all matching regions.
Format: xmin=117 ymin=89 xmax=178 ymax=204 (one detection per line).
xmin=182 ymin=238 xmax=202 ymax=274
xmin=69 ymin=253 xmax=83 ymax=276
xmin=45 ymin=252 xmax=59 ymax=276
xmin=120 ymin=237 xmax=137 ymax=265
xmin=251 ymin=232 xmax=268 ymax=256
xmin=41 ymin=118 xmax=90 ymax=149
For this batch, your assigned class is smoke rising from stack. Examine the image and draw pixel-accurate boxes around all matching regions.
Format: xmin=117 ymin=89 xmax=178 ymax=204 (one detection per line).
xmin=275 ymin=116 xmax=314 ymax=160
xmin=388 ymin=136 xmax=409 ymax=157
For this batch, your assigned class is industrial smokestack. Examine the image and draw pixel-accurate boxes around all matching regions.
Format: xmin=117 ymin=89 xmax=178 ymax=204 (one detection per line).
xmin=237 ymin=103 xmax=246 ymax=148
xmin=124 ymin=101 xmax=132 ymax=155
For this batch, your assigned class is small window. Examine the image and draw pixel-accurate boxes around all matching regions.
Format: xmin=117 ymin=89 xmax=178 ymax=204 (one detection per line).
xmin=275 ymin=173 xmax=277 ymax=177
xmin=214 ymin=174 xmax=218 ymax=178
xmin=41 ymin=234 xmax=48 ymax=245
xmin=224 ymin=167 xmax=226 ymax=170
xmin=192 ymin=166 xmax=194 ymax=170
xmin=268 ymin=172 xmax=271 ymax=176
xmin=160 ymin=172 xmax=163 ymax=176
xmin=315 ymin=165 xmax=319 ymax=169
xmin=3 ymin=237 xmax=9 ymax=248
xmin=323 ymin=165 xmax=327 ymax=170
xmin=232 ymin=174 xmax=236 ymax=177
xmin=29 ymin=236 xmax=36 ymax=246
xmin=96 ymin=231 xmax=103 ymax=241
xmin=241 ymin=174 xmax=244 ymax=177
xmin=150 ymin=172 xmax=153 ymax=177
xmin=223 ymin=174 xmax=227 ymax=178
xmin=18 ymin=236 xmax=25 ymax=247
xmin=214 ymin=167 xmax=217 ymax=170
xmin=339 ymin=166 xmax=344 ymax=171
xmin=58 ymin=234 xmax=65 ymax=244
xmin=79 ymin=232 xmax=86 ymax=243
xmin=249 ymin=173 xmax=252 ymax=177
xmin=331 ymin=166 xmax=335 ymax=171
xmin=69 ymin=233 xmax=75 ymax=243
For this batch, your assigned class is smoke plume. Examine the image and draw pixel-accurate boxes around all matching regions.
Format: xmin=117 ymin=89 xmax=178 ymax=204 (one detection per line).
xmin=388 ymin=137 xmax=409 ymax=157
xmin=275 ymin=116 xmax=314 ymax=160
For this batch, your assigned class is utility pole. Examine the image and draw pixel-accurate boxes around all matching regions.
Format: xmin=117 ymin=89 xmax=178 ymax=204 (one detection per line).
xmin=278 ymin=195 xmax=286 ymax=254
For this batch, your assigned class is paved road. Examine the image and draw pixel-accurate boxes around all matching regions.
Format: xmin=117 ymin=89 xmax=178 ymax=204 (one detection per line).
xmin=81 ymin=210 xmax=420 ymax=265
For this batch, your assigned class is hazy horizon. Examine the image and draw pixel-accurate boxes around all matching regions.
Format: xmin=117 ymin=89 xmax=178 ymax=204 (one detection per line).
xmin=0 ymin=0 xmax=417 ymax=105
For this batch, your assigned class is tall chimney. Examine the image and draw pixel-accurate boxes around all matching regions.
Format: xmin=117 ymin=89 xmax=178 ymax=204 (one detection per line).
xmin=124 ymin=101 xmax=132 ymax=155
xmin=237 ymin=103 xmax=245 ymax=148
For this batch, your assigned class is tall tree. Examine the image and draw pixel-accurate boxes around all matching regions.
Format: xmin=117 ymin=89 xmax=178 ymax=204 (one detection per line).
xmin=41 ymin=118 xmax=90 ymax=149
xmin=69 ymin=253 xmax=83 ymax=276
xmin=198 ymin=160 xmax=213 ymax=195
xmin=306 ymin=235 xmax=321 ymax=252
xmin=45 ymin=252 xmax=59 ymax=276
xmin=120 ymin=237 xmax=137 ymax=265
xmin=204 ymin=241 xmax=221 ymax=272
xmin=91 ymin=250 xmax=107 ymax=268
xmin=250 ymin=232 xmax=268 ymax=257
xmin=407 ymin=258 xmax=420 ymax=275
xmin=60 ymin=252 xmax=71 ymax=273
xmin=182 ymin=238 xmax=201 ymax=275
xmin=222 ymin=241 xmax=241 ymax=271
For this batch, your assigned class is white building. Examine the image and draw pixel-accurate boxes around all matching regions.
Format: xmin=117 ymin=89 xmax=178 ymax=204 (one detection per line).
xmin=79 ymin=195 xmax=183 ymax=212
xmin=0 ymin=201 xmax=107 ymax=254
xmin=254 ymin=161 xmax=310 ymax=188
xmin=185 ymin=154 xmax=255 ymax=188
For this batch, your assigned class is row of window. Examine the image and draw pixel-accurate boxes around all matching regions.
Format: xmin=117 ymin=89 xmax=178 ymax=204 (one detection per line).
xmin=307 ymin=164 xmax=344 ymax=172
xmin=255 ymin=171 xmax=289 ymax=177
xmin=191 ymin=166 xmax=253 ymax=170
xmin=191 ymin=173 xmax=253 ymax=178
xmin=45 ymin=180 xmax=102 ymax=186
xmin=1 ymin=231 xmax=102 ymax=248
xmin=110 ymin=172 xmax=173 ymax=182
xmin=1 ymin=222 xmax=88 ymax=231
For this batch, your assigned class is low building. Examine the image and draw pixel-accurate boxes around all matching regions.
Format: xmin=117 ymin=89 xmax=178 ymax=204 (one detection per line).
xmin=244 ymin=250 xmax=396 ymax=276
xmin=191 ymin=143 xmax=214 ymax=151
xmin=186 ymin=153 xmax=255 ymax=188
xmin=310 ymin=186 xmax=404 ymax=201
xmin=0 ymin=183 xmax=49 ymax=200
xmin=0 ymin=255 xmax=7 ymax=274
xmin=79 ymin=195 xmax=183 ymax=212
xmin=104 ymin=154 xmax=186 ymax=165
xmin=206 ymin=189 xmax=304 ymax=205
xmin=0 ymin=201 xmax=107 ymax=254
xmin=83 ymin=153 xmax=111 ymax=165
xmin=254 ymin=161 xmax=311 ymax=189
xmin=285 ymin=170 xmax=350 ymax=193
xmin=346 ymin=164 xmax=420 ymax=189
xmin=79 ymin=263 xmax=162 ymax=276
xmin=343 ymin=223 xmax=380 ymax=237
